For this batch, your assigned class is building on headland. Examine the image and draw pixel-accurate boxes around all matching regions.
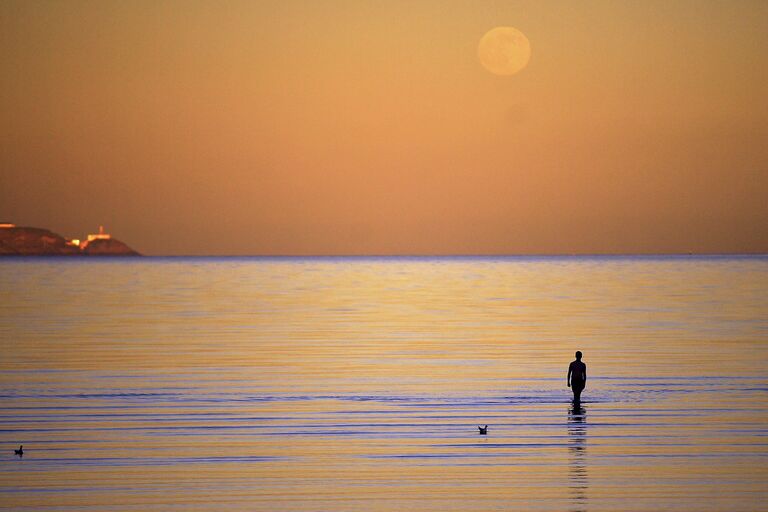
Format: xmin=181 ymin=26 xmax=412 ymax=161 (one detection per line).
xmin=79 ymin=225 xmax=111 ymax=250
xmin=0 ymin=223 xmax=139 ymax=256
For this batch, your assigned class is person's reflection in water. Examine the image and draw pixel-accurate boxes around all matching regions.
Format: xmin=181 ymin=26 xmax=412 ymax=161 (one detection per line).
xmin=567 ymin=404 xmax=588 ymax=512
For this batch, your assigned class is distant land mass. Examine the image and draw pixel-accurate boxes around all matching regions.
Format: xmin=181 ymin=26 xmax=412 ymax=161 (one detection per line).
xmin=0 ymin=225 xmax=140 ymax=256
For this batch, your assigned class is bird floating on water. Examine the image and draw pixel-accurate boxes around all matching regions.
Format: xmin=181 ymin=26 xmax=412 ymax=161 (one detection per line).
xmin=478 ymin=425 xmax=488 ymax=435
xmin=14 ymin=445 xmax=23 ymax=456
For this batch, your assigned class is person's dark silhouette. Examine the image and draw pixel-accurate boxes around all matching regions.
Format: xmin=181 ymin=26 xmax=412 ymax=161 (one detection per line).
xmin=567 ymin=351 xmax=587 ymax=403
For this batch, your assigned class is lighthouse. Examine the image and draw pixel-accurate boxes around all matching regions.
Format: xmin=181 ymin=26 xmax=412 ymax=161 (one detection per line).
xmin=80 ymin=225 xmax=112 ymax=249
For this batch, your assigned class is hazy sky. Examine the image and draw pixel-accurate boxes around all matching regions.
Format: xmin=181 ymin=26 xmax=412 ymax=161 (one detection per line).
xmin=2 ymin=0 xmax=767 ymax=255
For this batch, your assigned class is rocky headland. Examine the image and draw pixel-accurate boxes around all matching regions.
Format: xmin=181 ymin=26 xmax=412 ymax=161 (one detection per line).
xmin=0 ymin=226 xmax=140 ymax=256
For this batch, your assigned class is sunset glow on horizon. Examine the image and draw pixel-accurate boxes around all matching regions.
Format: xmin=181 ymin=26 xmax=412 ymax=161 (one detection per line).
xmin=1 ymin=0 xmax=767 ymax=255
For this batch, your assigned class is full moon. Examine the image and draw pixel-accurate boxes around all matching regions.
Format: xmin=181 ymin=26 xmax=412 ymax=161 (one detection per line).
xmin=478 ymin=27 xmax=531 ymax=76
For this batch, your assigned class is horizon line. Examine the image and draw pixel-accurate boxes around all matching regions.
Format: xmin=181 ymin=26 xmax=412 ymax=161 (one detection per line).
xmin=77 ymin=252 xmax=768 ymax=258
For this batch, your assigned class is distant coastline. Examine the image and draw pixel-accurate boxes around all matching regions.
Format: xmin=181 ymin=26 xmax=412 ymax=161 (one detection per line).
xmin=0 ymin=224 xmax=140 ymax=256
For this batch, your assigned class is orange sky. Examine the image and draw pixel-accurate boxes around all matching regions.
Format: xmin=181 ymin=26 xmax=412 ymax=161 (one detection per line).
xmin=1 ymin=0 xmax=767 ymax=255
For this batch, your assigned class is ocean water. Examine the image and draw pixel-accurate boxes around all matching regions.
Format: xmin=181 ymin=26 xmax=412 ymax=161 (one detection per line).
xmin=0 ymin=256 xmax=767 ymax=510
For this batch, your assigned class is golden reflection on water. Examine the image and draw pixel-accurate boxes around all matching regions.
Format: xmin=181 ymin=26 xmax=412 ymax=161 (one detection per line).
xmin=1 ymin=257 xmax=767 ymax=510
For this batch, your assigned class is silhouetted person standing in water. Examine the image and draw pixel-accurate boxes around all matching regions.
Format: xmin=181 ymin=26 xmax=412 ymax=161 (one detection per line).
xmin=567 ymin=351 xmax=587 ymax=403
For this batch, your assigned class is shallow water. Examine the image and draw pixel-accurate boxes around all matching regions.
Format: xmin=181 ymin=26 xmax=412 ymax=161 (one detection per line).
xmin=1 ymin=256 xmax=767 ymax=510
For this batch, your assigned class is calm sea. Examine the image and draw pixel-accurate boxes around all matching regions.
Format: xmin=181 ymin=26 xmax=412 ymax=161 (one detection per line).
xmin=1 ymin=256 xmax=767 ymax=510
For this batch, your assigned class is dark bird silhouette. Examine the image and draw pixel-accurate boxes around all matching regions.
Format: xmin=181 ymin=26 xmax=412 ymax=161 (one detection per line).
xmin=14 ymin=445 xmax=23 ymax=456
xmin=478 ymin=425 xmax=488 ymax=435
